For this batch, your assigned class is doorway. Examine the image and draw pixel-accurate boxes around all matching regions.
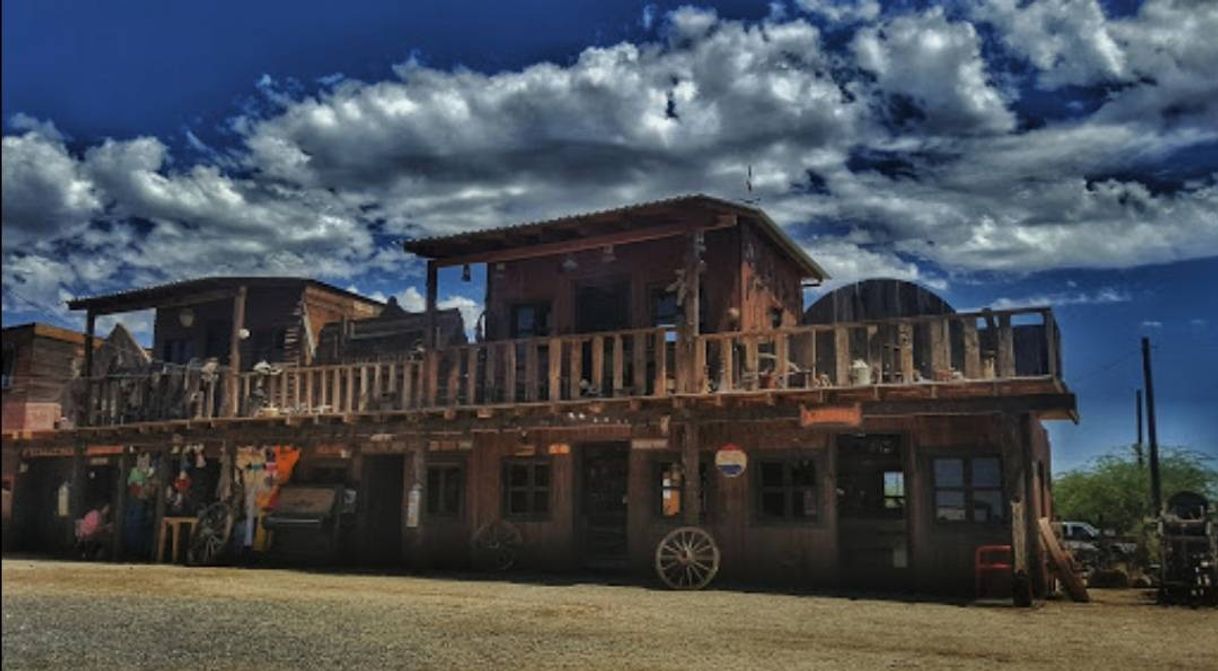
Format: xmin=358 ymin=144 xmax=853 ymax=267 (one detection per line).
xmin=362 ymin=454 xmax=405 ymax=565
xmin=579 ymin=443 xmax=629 ymax=568
xmin=836 ymin=434 xmax=910 ymax=590
xmin=13 ymin=459 xmax=72 ymax=554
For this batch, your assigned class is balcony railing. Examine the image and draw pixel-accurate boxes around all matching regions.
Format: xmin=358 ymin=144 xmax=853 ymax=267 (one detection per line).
xmin=80 ymin=307 xmax=1062 ymax=426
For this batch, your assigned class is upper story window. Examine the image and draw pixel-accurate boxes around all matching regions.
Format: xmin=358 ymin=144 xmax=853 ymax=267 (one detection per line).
xmin=756 ymin=457 xmax=818 ymax=521
xmin=650 ymin=288 xmax=679 ymax=328
xmin=253 ymin=327 xmax=288 ymax=364
xmin=161 ymin=338 xmax=196 ymax=364
xmin=510 ymin=302 xmax=551 ymax=339
xmin=933 ymin=456 xmax=1006 ymax=523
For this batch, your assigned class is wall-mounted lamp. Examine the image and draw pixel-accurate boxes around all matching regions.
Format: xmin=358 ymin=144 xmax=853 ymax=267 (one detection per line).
xmin=178 ymin=308 xmax=195 ymax=328
xmin=601 ymin=245 xmax=616 ymax=264
xmin=238 ymin=328 xmax=251 ymax=340
xmin=494 ymin=262 xmax=507 ymax=280
xmin=561 ymin=254 xmax=579 ymax=272
xmin=461 ymin=264 xmax=472 ymax=282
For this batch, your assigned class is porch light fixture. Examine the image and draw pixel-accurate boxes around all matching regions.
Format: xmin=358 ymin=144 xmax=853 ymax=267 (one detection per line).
xmin=494 ymin=262 xmax=507 ymax=280
xmin=561 ymin=254 xmax=579 ymax=272
xmin=178 ymin=308 xmax=195 ymax=327
xmin=461 ymin=264 xmax=472 ymax=282
xmin=601 ymin=244 xmax=616 ymax=264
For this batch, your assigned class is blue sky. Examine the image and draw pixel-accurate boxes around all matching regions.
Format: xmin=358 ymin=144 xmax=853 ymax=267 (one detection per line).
xmin=2 ymin=0 xmax=1215 ymax=471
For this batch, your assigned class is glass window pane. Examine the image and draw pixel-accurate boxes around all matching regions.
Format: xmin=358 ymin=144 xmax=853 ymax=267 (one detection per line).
xmin=509 ymin=464 xmax=529 ymax=487
xmin=934 ymin=458 xmax=964 ymax=488
xmin=426 ymin=479 xmax=440 ymax=513
xmin=761 ymin=491 xmax=786 ymax=518
xmin=534 ymin=464 xmax=550 ymax=487
xmin=533 ymin=490 xmax=549 ymax=514
xmin=509 ymin=491 xmax=528 ymax=515
xmin=883 ymin=471 xmax=904 ymax=498
xmin=972 ymin=458 xmax=1002 ymax=488
xmin=791 ymin=459 xmax=817 ymax=486
xmin=935 ymin=490 xmax=966 ymax=521
xmin=760 ymin=462 xmax=785 ymax=487
xmin=973 ymin=489 xmax=1005 ymax=522
xmin=794 ymin=488 xmax=817 ymax=518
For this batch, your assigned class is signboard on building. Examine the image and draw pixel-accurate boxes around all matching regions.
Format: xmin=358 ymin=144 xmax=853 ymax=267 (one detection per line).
xmin=715 ymin=444 xmax=747 ymax=478
xmin=799 ymin=403 xmax=863 ymax=428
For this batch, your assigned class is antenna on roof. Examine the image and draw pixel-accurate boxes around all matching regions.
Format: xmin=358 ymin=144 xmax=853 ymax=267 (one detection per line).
xmin=743 ymin=164 xmax=760 ymax=206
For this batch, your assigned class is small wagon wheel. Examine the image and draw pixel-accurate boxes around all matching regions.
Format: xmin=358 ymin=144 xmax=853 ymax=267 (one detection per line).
xmin=655 ymin=526 xmax=720 ymax=590
xmin=471 ymin=520 xmax=523 ymax=572
xmin=187 ymin=502 xmax=234 ymax=566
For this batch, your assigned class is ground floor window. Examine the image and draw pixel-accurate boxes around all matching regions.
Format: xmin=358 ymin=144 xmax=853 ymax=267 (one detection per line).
xmin=932 ymin=456 xmax=1005 ymax=523
xmin=654 ymin=459 xmax=710 ymax=519
xmin=502 ymin=458 xmax=550 ymax=518
xmin=426 ymin=463 xmax=464 ymax=517
xmin=756 ymin=457 xmax=818 ymax=521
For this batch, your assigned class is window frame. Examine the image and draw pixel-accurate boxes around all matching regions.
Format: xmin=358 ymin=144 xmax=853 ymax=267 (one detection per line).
xmin=425 ymin=461 xmax=466 ymax=518
xmin=651 ymin=453 xmax=712 ymax=521
xmin=509 ymin=301 xmax=552 ymax=339
xmin=752 ymin=453 xmax=821 ymax=525
xmin=501 ymin=457 xmax=552 ymax=520
xmin=930 ymin=454 xmax=1007 ymax=525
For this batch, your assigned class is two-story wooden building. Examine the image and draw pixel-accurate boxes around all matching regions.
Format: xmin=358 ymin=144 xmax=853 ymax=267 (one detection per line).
xmin=5 ymin=195 xmax=1075 ymax=600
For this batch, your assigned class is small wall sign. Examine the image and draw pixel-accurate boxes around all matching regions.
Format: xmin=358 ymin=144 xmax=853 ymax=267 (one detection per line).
xmin=799 ymin=403 xmax=862 ymax=428
xmin=715 ymin=444 xmax=747 ymax=478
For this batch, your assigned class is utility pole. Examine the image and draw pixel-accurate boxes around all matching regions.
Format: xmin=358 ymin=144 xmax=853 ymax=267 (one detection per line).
xmin=1134 ymin=388 xmax=1144 ymax=467
xmin=1141 ymin=338 xmax=1161 ymax=516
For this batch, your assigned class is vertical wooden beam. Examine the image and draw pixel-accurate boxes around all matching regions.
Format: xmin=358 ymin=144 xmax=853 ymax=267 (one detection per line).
xmin=504 ymin=343 xmax=518 ymax=404
xmin=632 ymin=334 xmax=647 ymax=395
xmin=591 ymin=335 xmax=605 ymax=395
xmin=775 ymin=332 xmax=789 ymax=389
xmin=524 ymin=342 xmax=538 ymax=402
xmin=401 ymin=363 xmax=414 ymax=410
xmin=483 ymin=345 xmax=496 ymax=404
xmin=332 ymin=367 xmax=342 ymax=412
xmin=611 ymin=335 xmax=624 ymax=396
xmin=466 ymin=347 xmax=479 ymax=404
xmin=1043 ymin=310 xmax=1058 ymax=378
xmin=654 ymin=331 xmax=668 ymax=396
xmin=568 ymin=339 xmax=582 ymax=399
xmin=346 ymin=366 xmax=356 ymax=413
xmin=425 ymin=352 xmax=439 ymax=407
xmin=997 ymin=314 xmax=1015 ymax=378
xmin=681 ymin=421 xmax=701 ymax=525
xmin=929 ymin=319 xmax=947 ymax=377
xmin=446 ymin=353 xmax=460 ymax=405
xmin=225 ymin=286 xmax=247 ymax=417
xmin=424 ymin=260 xmax=439 ymax=403
xmin=834 ymin=326 xmax=850 ymax=387
xmin=83 ymin=310 xmax=96 ymax=427
xmin=744 ymin=336 xmax=759 ymax=391
xmin=721 ymin=337 xmax=734 ymax=391
xmin=681 ymin=232 xmax=702 ymax=394
xmin=548 ymin=337 xmax=562 ymax=401
xmin=962 ymin=319 xmax=981 ymax=380
xmin=865 ymin=325 xmax=879 ymax=384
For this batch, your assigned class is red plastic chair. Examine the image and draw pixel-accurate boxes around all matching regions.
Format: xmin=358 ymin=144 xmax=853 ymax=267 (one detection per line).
xmin=975 ymin=544 xmax=1013 ymax=598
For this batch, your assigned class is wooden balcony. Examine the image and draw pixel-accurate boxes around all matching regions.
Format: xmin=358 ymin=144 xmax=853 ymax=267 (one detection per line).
xmin=80 ymin=307 xmax=1067 ymax=428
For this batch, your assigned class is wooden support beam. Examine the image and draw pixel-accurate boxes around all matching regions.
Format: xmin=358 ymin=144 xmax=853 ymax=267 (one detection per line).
xmin=592 ymin=335 xmax=605 ymax=395
xmin=466 ymin=347 xmax=479 ymax=404
xmin=998 ymin=314 xmax=1016 ymax=378
xmin=83 ymin=310 xmax=96 ymax=427
xmin=569 ymin=339 xmax=582 ymax=399
xmin=721 ymin=338 xmax=734 ymax=392
xmin=505 ymin=344 xmax=518 ymax=404
xmin=681 ymin=422 xmax=701 ymax=525
xmin=224 ymin=286 xmax=247 ymax=417
xmin=654 ymin=332 xmax=668 ymax=397
xmin=962 ymin=319 xmax=981 ymax=380
xmin=632 ymin=334 xmax=647 ymax=396
xmin=548 ymin=338 xmax=563 ymax=402
xmin=834 ymin=326 xmax=850 ymax=386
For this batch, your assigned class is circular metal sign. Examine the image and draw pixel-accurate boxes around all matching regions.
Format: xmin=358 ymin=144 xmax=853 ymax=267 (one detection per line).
xmin=715 ymin=444 xmax=747 ymax=478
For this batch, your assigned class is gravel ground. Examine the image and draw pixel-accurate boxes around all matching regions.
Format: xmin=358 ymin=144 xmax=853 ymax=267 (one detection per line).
xmin=3 ymin=559 xmax=1215 ymax=670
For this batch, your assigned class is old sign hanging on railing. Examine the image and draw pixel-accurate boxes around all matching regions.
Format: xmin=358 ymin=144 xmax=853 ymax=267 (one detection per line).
xmin=799 ymin=403 xmax=862 ymax=428
xmin=715 ymin=444 xmax=747 ymax=478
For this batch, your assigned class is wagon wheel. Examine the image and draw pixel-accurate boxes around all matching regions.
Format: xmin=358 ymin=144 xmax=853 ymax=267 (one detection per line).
xmin=655 ymin=526 xmax=720 ymax=590
xmin=187 ymin=502 xmax=234 ymax=566
xmin=471 ymin=520 xmax=523 ymax=572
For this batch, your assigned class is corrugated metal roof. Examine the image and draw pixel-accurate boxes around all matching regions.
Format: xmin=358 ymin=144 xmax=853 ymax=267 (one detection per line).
xmin=403 ymin=193 xmax=828 ymax=279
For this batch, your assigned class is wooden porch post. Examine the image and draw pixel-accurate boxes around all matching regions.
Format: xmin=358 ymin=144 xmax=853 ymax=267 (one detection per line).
xmin=111 ymin=450 xmax=129 ymax=560
xmin=69 ymin=441 xmax=86 ymax=550
xmin=225 ymin=285 xmax=247 ymax=417
xmin=82 ymin=310 xmax=96 ymax=427
xmin=680 ymin=232 xmax=703 ymax=393
xmin=424 ymin=261 xmax=439 ymax=406
xmin=682 ymin=420 xmax=701 ymax=525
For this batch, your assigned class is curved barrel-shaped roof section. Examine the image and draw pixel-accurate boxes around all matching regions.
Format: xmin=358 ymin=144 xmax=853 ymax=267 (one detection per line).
xmin=803 ymin=278 xmax=954 ymax=324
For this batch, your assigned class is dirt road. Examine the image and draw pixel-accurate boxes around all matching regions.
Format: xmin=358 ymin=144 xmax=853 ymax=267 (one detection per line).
xmin=2 ymin=559 xmax=1214 ymax=670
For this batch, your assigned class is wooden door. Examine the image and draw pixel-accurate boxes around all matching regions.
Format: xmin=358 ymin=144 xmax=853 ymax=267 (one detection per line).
xmin=836 ymin=434 xmax=911 ymax=590
xmin=578 ymin=443 xmax=629 ymax=567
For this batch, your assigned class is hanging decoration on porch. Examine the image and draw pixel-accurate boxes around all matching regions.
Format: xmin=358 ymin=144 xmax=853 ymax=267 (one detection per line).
xmin=714 ymin=444 xmax=747 ymax=478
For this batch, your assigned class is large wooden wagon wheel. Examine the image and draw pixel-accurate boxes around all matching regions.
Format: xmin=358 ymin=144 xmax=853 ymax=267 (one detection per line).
xmin=471 ymin=520 xmax=523 ymax=572
xmin=655 ymin=526 xmax=720 ymax=590
xmin=187 ymin=502 xmax=234 ymax=566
